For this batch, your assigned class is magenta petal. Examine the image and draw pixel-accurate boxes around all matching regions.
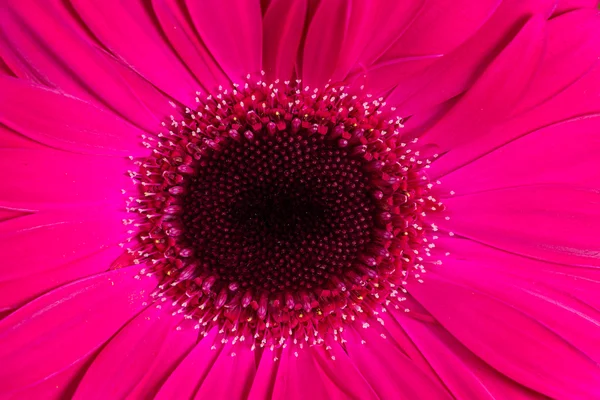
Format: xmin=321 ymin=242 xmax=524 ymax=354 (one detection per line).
xmin=435 ymin=258 xmax=600 ymax=364
xmin=344 ymin=326 xmax=453 ymax=399
xmin=154 ymin=329 xmax=222 ymax=399
xmin=187 ymin=0 xmax=263 ymax=82
xmin=0 ymin=125 xmax=47 ymax=150
xmin=429 ymin=67 xmax=600 ymax=179
xmin=0 ymin=268 xmax=156 ymax=394
xmin=6 ymin=356 xmax=94 ymax=400
xmin=382 ymin=0 xmax=501 ymax=60
xmin=335 ymin=0 xmax=426 ymax=79
xmin=126 ymin=320 xmax=199 ymax=399
xmin=268 ymin=346 xmax=340 ymax=400
xmin=193 ymin=344 xmax=257 ymax=399
xmin=0 ymin=1 xmax=169 ymax=131
xmin=390 ymin=311 xmax=541 ymax=399
xmin=0 ymin=54 xmax=15 ymax=77
xmin=420 ymin=15 xmax=546 ymax=151
xmin=443 ymin=185 xmax=600 ymax=266
xmin=70 ymin=0 xmax=199 ymax=105
xmin=436 ymin=237 xmax=600 ymax=312
xmin=151 ymin=0 xmax=230 ymax=91
xmin=0 ymin=207 xmax=128 ymax=281
xmin=504 ymin=62 xmax=600 ymax=134
xmin=0 ymin=148 xmax=132 ymax=209
xmin=251 ymin=344 xmax=379 ymax=399
xmin=438 ymin=115 xmax=600 ymax=193
xmin=409 ymin=271 xmax=600 ymax=399
xmin=514 ymin=8 xmax=600 ymax=113
xmin=307 ymin=344 xmax=379 ymax=399
xmin=554 ymin=0 xmax=600 ymax=14
xmin=73 ymin=307 xmax=183 ymax=399
xmin=0 ymin=77 xmax=146 ymax=157
xmin=263 ymin=0 xmax=307 ymax=81
xmin=0 ymin=207 xmax=29 ymax=224
xmin=353 ymin=54 xmax=443 ymax=98
xmin=247 ymin=351 xmax=280 ymax=400
xmin=386 ymin=0 xmax=555 ymax=115
xmin=301 ymin=0 xmax=349 ymax=87
xmin=0 ymin=243 xmax=123 ymax=312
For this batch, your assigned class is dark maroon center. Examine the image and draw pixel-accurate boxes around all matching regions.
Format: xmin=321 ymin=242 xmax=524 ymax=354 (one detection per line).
xmin=182 ymin=130 xmax=375 ymax=292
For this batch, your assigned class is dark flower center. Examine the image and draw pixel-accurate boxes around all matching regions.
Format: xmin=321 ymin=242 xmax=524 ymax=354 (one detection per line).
xmin=126 ymin=76 xmax=444 ymax=352
xmin=182 ymin=131 xmax=375 ymax=293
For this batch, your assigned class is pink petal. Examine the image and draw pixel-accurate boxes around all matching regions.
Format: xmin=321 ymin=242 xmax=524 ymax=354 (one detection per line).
xmin=554 ymin=0 xmax=600 ymax=14
xmin=307 ymin=344 xmax=379 ymax=399
xmin=267 ymin=346 xmax=337 ymax=400
xmin=0 ymin=207 xmax=128 ymax=282
xmin=436 ymin=258 xmax=600 ymax=363
xmin=0 ymin=148 xmax=132 ymax=210
xmin=335 ymin=0 xmax=426 ymax=77
xmin=73 ymin=307 xmax=186 ymax=399
xmin=262 ymin=0 xmax=307 ymax=81
xmin=513 ymin=8 xmax=600 ymax=114
xmin=301 ymin=0 xmax=350 ymax=87
xmin=154 ymin=329 xmax=222 ymax=399
xmin=0 ymin=55 xmax=15 ymax=77
xmin=0 ymin=243 xmax=123 ymax=312
xmin=442 ymin=185 xmax=600 ymax=266
xmin=429 ymin=65 xmax=600 ymax=179
xmin=0 ymin=207 xmax=30 ymax=223
xmin=343 ymin=326 xmax=453 ymax=399
xmin=187 ymin=0 xmax=263 ymax=82
xmin=193 ymin=343 xmax=257 ymax=399
xmin=0 ymin=29 xmax=41 ymax=84
xmin=381 ymin=0 xmax=501 ymax=60
xmin=386 ymin=0 xmax=555 ymax=115
xmin=70 ymin=0 xmax=199 ymax=105
xmin=0 ymin=77 xmax=146 ymax=157
xmin=150 ymin=0 xmax=230 ymax=91
xmin=408 ymin=270 xmax=600 ymax=398
xmin=6 ymin=356 xmax=93 ymax=400
xmin=0 ymin=125 xmax=47 ymax=150
xmin=348 ymin=54 xmax=443 ymax=98
xmin=438 ymin=115 xmax=600 ymax=193
xmin=0 ymin=0 xmax=170 ymax=132
xmin=0 ymin=268 xmax=156 ymax=394
xmin=389 ymin=310 xmax=542 ymax=399
xmin=436 ymin=237 xmax=600 ymax=311
xmin=127 ymin=322 xmax=200 ymax=399
xmin=246 ymin=349 xmax=281 ymax=399
xmin=251 ymin=344 xmax=379 ymax=399
xmin=504 ymin=61 xmax=600 ymax=134
xmin=419 ymin=14 xmax=546 ymax=152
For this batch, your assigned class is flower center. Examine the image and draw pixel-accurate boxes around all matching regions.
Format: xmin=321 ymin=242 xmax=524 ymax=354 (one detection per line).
xmin=182 ymin=131 xmax=376 ymax=293
xmin=126 ymin=77 xmax=444 ymax=352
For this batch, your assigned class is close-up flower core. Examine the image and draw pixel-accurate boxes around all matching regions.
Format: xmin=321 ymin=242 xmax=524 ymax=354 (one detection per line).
xmin=2 ymin=0 xmax=600 ymax=398
xmin=128 ymin=77 xmax=444 ymax=351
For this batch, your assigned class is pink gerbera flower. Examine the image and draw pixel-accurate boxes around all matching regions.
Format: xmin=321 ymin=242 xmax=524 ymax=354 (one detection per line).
xmin=1 ymin=0 xmax=599 ymax=398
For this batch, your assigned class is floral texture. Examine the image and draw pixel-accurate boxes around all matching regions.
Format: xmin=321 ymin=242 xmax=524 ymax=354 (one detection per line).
xmin=1 ymin=0 xmax=600 ymax=399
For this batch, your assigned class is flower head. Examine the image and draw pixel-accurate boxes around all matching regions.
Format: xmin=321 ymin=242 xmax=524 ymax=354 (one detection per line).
xmin=1 ymin=0 xmax=599 ymax=399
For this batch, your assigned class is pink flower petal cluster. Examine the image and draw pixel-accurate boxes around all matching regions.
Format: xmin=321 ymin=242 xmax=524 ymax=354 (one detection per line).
xmin=1 ymin=0 xmax=599 ymax=399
